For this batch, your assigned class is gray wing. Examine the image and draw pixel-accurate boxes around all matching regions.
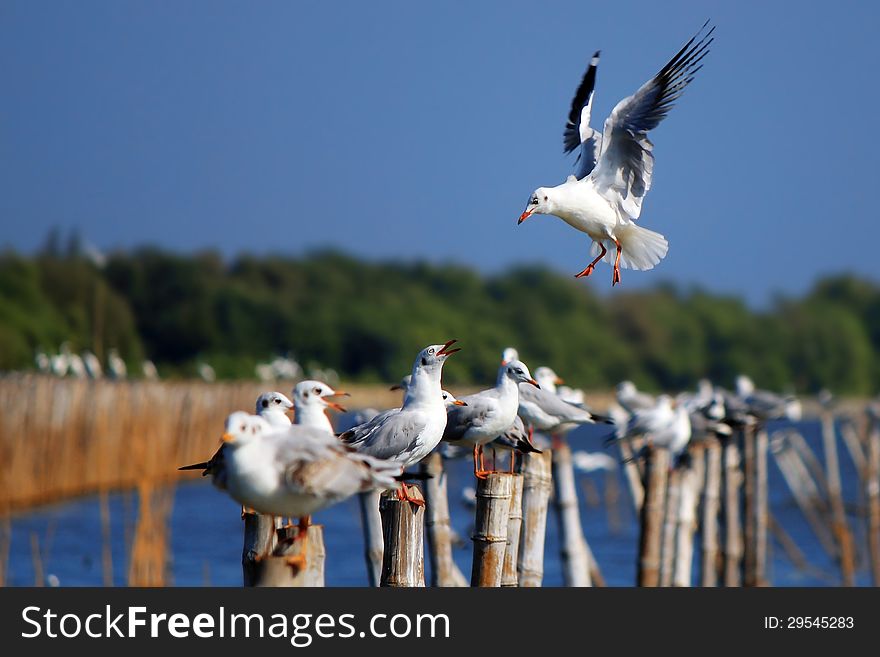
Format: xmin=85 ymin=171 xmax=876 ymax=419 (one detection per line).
xmin=340 ymin=407 xmax=430 ymax=462
xmin=564 ymin=51 xmax=603 ymax=180
xmin=442 ymin=390 xmax=499 ymax=442
xmin=519 ymin=383 xmax=596 ymax=424
xmin=591 ymin=22 xmax=713 ymax=219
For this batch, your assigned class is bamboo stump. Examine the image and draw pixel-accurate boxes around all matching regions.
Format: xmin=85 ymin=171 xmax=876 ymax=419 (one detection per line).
xmin=518 ymin=451 xmax=552 ymax=587
xmin=637 ymin=445 xmax=669 ymax=587
xmin=660 ymin=467 xmax=682 ymax=587
xmin=755 ymin=428 xmax=769 ymax=586
xmin=471 ymin=472 xmax=513 ymax=587
xmin=253 ymin=524 xmax=325 ymax=587
xmin=501 ymin=473 xmax=524 ymax=587
xmin=357 ymin=490 xmax=383 ymax=587
xmin=421 ymin=453 xmax=468 ymax=587
xmin=866 ymin=413 xmax=880 ymax=585
xmin=552 ymin=441 xmax=592 ymax=587
xmin=742 ymin=426 xmax=757 ymax=586
xmin=618 ymin=439 xmax=645 ymax=513
xmin=379 ymin=485 xmax=426 ymax=587
xmin=673 ymin=447 xmax=703 ymax=587
xmin=701 ymin=439 xmax=722 ymax=587
xmin=821 ymin=411 xmax=856 ymax=586
xmin=242 ymin=511 xmax=276 ymax=587
xmin=722 ymin=439 xmax=743 ymax=587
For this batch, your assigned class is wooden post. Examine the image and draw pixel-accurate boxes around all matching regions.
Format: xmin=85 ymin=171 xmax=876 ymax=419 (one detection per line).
xmin=660 ymin=468 xmax=682 ymax=587
xmin=821 ymin=410 xmax=856 ymax=586
xmin=754 ymin=428 xmax=769 ymax=586
xmin=618 ymin=439 xmax=645 ymax=513
xmin=379 ymin=485 xmax=426 ymax=587
xmin=840 ymin=421 xmax=868 ymax=484
xmin=421 ymin=453 xmax=467 ymax=587
xmin=637 ymin=445 xmax=669 ymax=587
xmin=742 ymin=426 xmax=757 ymax=586
xmin=253 ymin=524 xmax=325 ymax=587
xmin=701 ymin=439 xmax=722 ymax=587
xmin=471 ymin=472 xmax=513 ymax=587
xmin=865 ymin=412 xmax=880 ymax=585
xmin=242 ymin=511 xmax=276 ymax=587
xmin=357 ymin=490 xmax=383 ymax=587
xmin=552 ymin=441 xmax=592 ymax=586
xmin=722 ymin=438 xmax=743 ymax=587
xmin=501 ymin=473 xmax=524 ymax=587
xmin=673 ymin=448 xmax=703 ymax=587
xmin=518 ymin=451 xmax=552 ymax=587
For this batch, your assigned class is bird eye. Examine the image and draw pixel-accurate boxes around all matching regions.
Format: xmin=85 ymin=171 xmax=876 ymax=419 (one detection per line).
xmin=516 ymin=368 xmax=523 ymax=374
xmin=274 ymin=398 xmax=281 ymax=404
xmin=428 ymin=348 xmax=435 ymax=355
xmin=442 ymin=392 xmax=448 ymax=399
xmin=303 ymin=391 xmax=309 ymax=398
xmin=261 ymin=399 xmax=269 ymax=408
xmin=239 ymin=424 xmax=246 ymax=432
xmin=313 ymin=387 xmax=321 ymax=395
xmin=531 ymin=197 xmax=538 ymax=205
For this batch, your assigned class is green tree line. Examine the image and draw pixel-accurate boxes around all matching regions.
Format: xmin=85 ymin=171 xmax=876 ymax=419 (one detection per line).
xmin=0 ymin=241 xmax=876 ymax=394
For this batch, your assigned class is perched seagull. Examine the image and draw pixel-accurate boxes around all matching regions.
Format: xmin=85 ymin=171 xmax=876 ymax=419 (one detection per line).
xmin=81 ymin=351 xmax=103 ymax=379
xmin=178 ymin=391 xmax=294 ymax=486
xmin=210 ymin=411 xmax=402 ymax=565
xmin=107 ymin=348 xmax=127 ymax=379
xmin=501 ymin=347 xmax=520 ymax=365
xmin=441 ymin=359 xmax=539 ymax=478
xmin=488 ymin=415 xmax=544 ymax=472
xmin=291 ymin=380 xmax=349 ymax=433
xmin=142 ymin=360 xmax=159 ymax=381
xmin=534 ymin=366 xmax=563 ymax=392
xmin=735 ymin=374 xmax=799 ymax=422
xmin=34 ymin=350 xmax=50 ymax=374
xmin=518 ymin=22 xmax=714 ymax=286
xmin=518 ymin=378 xmax=613 ymax=444
xmin=611 ymin=394 xmax=692 ymax=464
xmin=616 ymin=380 xmax=656 ymax=414
xmin=340 ymin=341 xmax=460 ymax=503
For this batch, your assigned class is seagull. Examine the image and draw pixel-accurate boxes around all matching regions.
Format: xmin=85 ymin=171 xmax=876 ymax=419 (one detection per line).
xmin=142 ymin=360 xmax=159 ymax=381
xmin=339 ymin=340 xmax=460 ymax=503
xmin=518 ymin=377 xmax=613 ymax=441
xmin=616 ymin=380 xmax=656 ymax=414
xmin=517 ymin=22 xmax=714 ymax=286
xmin=501 ymin=347 xmax=520 ymax=365
xmin=291 ymin=380 xmax=349 ymax=433
xmin=488 ymin=414 xmax=544 ymax=472
xmin=611 ymin=394 xmax=692 ymax=464
xmin=441 ymin=359 xmax=539 ymax=478
xmin=81 ymin=351 xmax=103 ymax=379
xmin=735 ymin=374 xmax=799 ymax=422
xmin=256 ymin=391 xmax=295 ymax=428
xmin=213 ymin=411 xmax=403 ymax=567
xmin=107 ymin=348 xmax=127 ymax=379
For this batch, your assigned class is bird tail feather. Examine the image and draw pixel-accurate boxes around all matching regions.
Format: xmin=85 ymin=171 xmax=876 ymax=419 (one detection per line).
xmin=592 ymin=223 xmax=668 ymax=271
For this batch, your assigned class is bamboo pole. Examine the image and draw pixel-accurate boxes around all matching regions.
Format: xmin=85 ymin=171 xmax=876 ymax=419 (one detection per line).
xmin=501 ymin=473 xmax=524 ymax=587
xmin=471 ymin=472 xmax=513 ymax=587
xmin=253 ymin=524 xmax=325 ymax=587
xmin=242 ymin=511 xmax=277 ymax=587
xmin=742 ymin=426 xmax=758 ymax=586
xmin=866 ymin=412 xmax=880 ymax=585
xmin=421 ymin=453 xmax=467 ymax=587
xmin=701 ymin=439 xmax=722 ymax=587
xmin=517 ymin=451 xmax=552 ymax=587
xmin=787 ymin=430 xmax=831 ymax=500
xmin=754 ymin=428 xmax=769 ymax=586
xmin=357 ymin=490 xmax=384 ymax=587
xmin=618 ymin=439 xmax=645 ymax=514
xmin=637 ymin=445 xmax=669 ymax=587
xmin=660 ymin=468 xmax=682 ymax=587
xmin=722 ymin=438 xmax=743 ymax=587
xmin=99 ymin=489 xmax=114 ymax=587
xmin=552 ymin=441 xmax=592 ymax=586
xmin=673 ymin=451 xmax=703 ymax=587
xmin=840 ymin=421 xmax=868 ymax=483
xmin=821 ymin=410 xmax=856 ymax=586
xmin=379 ymin=485 xmax=425 ymax=587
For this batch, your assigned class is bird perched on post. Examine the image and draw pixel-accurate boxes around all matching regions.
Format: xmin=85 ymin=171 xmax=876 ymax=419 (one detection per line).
xmin=517 ymin=22 xmax=714 ymax=286
xmin=291 ymin=380 xmax=349 ymax=433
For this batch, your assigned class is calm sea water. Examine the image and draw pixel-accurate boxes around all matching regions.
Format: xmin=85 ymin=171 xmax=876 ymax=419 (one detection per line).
xmin=4 ymin=420 xmax=872 ymax=586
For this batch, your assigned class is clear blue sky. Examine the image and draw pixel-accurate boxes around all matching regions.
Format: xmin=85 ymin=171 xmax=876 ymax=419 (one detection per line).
xmin=1 ymin=1 xmax=877 ymax=305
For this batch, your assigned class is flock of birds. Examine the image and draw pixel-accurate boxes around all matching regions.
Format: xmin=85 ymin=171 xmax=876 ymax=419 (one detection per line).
xmin=180 ymin=339 xmax=801 ymax=562
xmin=34 ymin=343 xmax=156 ymax=380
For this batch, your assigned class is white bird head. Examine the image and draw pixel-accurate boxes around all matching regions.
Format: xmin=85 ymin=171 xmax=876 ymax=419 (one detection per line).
xmin=518 ymin=188 xmax=554 ymax=224
xmin=534 ymin=366 xmax=563 ymax=390
xmin=292 ymin=380 xmax=350 ymax=413
xmin=441 ymin=390 xmax=467 ymax=408
xmin=502 ymin=359 xmax=539 ymax=387
xmin=501 ymin=347 xmax=519 ymax=365
xmin=255 ymin=391 xmax=294 ymax=414
xmin=221 ymin=412 xmax=270 ymax=447
xmin=735 ymin=374 xmax=755 ymax=397
xmin=412 ymin=340 xmax=460 ymax=376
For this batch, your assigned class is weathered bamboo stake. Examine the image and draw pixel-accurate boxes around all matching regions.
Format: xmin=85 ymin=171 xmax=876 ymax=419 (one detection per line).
xmin=840 ymin=421 xmax=868 ymax=483
xmin=637 ymin=445 xmax=669 ymax=587
xmin=471 ymin=472 xmax=513 ymax=587
xmin=618 ymin=439 xmax=645 ymax=513
xmin=742 ymin=425 xmax=758 ymax=586
xmin=242 ymin=511 xmax=276 ymax=587
xmin=584 ymin=537 xmax=607 ymax=587
xmin=379 ymin=485 xmax=425 ymax=587
xmin=517 ymin=451 xmax=552 ymax=587
xmin=866 ymin=413 xmax=880 ymax=585
xmin=552 ymin=441 xmax=591 ymax=586
xmin=755 ymin=428 xmax=769 ymax=586
xmin=99 ymin=489 xmax=113 ymax=587
xmin=421 ymin=453 xmax=467 ymax=587
xmin=771 ymin=439 xmax=838 ymax=558
xmin=501 ymin=473 xmax=524 ymax=587
xmin=767 ymin=512 xmax=835 ymax=585
xmin=722 ymin=438 xmax=743 ymax=587
xmin=787 ymin=430 xmax=831 ymax=500
xmin=659 ymin=468 xmax=682 ymax=587
xmin=253 ymin=524 xmax=326 ymax=587
xmin=820 ymin=410 xmax=856 ymax=586
xmin=357 ymin=491 xmax=384 ymax=587
xmin=701 ymin=439 xmax=722 ymax=587
xmin=673 ymin=452 xmax=703 ymax=587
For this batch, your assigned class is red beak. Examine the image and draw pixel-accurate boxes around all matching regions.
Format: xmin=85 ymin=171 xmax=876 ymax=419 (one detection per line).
xmin=518 ymin=210 xmax=532 ymax=224
xmin=324 ymin=400 xmax=348 ymax=413
xmin=436 ymin=339 xmax=460 ymax=357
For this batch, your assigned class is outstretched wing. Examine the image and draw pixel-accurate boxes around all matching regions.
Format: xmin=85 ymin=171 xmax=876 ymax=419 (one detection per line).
xmin=591 ymin=21 xmax=714 ymax=219
xmin=340 ymin=407 xmax=429 ymax=462
xmin=563 ymin=51 xmax=603 ymax=180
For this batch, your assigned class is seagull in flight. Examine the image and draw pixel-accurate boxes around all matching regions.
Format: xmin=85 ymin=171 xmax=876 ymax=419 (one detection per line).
xmin=518 ymin=21 xmax=714 ymax=286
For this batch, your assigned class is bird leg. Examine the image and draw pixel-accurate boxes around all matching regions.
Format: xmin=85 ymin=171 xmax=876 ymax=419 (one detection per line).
xmin=474 ymin=444 xmax=491 ymax=479
xmin=612 ymin=239 xmax=622 ymax=286
xmin=509 ymin=450 xmax=516 ymax=473
xmin=396 ymin=482 xmax=426 ymax=507
xmin=574 ymin=242 xmax=607 ymax=278
xmin=284 ymin=516 xmax=310 ymax=575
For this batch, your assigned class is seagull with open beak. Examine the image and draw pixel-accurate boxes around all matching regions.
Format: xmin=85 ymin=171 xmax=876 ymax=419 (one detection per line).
xmin=340 ymin=340 xmax=460 ymax=504
xmin=292 ymin=380 xmax=350 ymax=434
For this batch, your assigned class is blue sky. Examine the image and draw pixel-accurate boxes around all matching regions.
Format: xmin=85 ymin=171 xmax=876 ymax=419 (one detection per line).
xmin=1 ymin=1 xmax=877 ymax=304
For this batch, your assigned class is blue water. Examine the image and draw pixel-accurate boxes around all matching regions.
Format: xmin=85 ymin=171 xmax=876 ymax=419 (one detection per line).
xmin=4 ymin=420 xmax=873 ymax=586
